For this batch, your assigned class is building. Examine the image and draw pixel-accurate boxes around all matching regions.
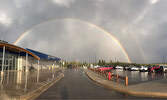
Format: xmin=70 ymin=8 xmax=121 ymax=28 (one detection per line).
xmin=0 ymin=41 xmax=61 ymax=73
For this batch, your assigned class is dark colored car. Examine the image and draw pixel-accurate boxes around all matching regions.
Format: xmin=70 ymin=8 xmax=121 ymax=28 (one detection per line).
xmin=29 ymin=66 xmax=36 ymax=70
xmin=73 ymin=65 xmax=78 ymax=69
xmin=159 ymin=65 xmax=167 ymax=73
xmin=67 ymin=64 xmax=72 ymax=69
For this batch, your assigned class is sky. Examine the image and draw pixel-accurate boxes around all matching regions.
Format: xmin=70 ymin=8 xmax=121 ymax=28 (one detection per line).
xmin=0 ymin=0 xmax=167 ymax=64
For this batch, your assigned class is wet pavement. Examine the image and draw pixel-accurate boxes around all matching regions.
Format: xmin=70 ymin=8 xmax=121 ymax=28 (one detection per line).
xmin=111 ymin=69 xmax=167 ymax=85
xmin=84 ymin=68 xmax=167 ymax=99
xmin=0 ymin=68 xmax=63 ymax=99
xmin=36 ymin=68 xmax=149 ymax=99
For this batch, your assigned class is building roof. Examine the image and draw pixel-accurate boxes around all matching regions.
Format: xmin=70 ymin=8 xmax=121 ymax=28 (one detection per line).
xmin=25 ymin=48 xmax=61 ymax=61
xmin=0 ymin=42 xmax=40 ymax=60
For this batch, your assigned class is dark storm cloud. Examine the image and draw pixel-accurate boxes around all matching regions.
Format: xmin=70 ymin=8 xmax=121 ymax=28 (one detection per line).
xmin=0 ymin=0 xmax=166 ymax=63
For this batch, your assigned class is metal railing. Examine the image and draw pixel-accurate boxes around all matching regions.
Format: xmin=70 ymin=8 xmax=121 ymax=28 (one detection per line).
xmin=88 ymin=67 xmax=128 ymax=86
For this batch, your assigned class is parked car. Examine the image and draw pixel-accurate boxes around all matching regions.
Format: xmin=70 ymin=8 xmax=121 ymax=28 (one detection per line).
xmin=94 ymin=65 xmax=100 ymax=69
xmin=113 ymin=66 xmax=117 ymax=69
xmin=115 ymin=66 xmax=124 ymax=69
xmin=67 ymin=64 xmax=72 ymax=69
xmin=72 ymin=65 xmax=78 ymax=69
xmin=29 ymin=66 xmax=36 ymax=70
xmin=129 ymin=66 xmax=140 ymax=71
xmin=148 ymin=65 xmax=161 ymax=73
xmin=139 ymin=66 xmax=148 ymax=72
xmin=124 ymin=66 xmax=130 ymax=70
xmin=160 ymin=65 xmax=167 ymax=73
xmin=97 ymin=65 xmax=113 ymax=71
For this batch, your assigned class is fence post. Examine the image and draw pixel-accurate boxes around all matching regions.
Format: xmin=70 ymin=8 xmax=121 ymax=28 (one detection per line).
xmin=125 ymin=76 xmax=128 ymax=86
xmin=106 ymin=72 xmax=108 ymax=78
xmin=108 ymin=72 xmax=111 ymax=80
xmin=110 ymin=73 xmax=113 ymax=80
xmin=116 ymin=75 xmax=119 ymax=83
xmin=100 ymin=71 xmax=103 ymax=75
xmin=103 ymin=71 xmax=105 ymax=76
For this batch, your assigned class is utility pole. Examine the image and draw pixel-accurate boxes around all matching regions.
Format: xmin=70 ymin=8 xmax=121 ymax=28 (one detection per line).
xmin=95 ymin=54 xmax=96 ymax=65
xmin=88 ymin=58 xmax=89 ymax=64
xmin=163 ymin=56 xmax=165 ymax=64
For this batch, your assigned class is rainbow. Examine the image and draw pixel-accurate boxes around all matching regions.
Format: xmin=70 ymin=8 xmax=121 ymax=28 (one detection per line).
xmin=14 ymin=18 xmax=131 ymax=63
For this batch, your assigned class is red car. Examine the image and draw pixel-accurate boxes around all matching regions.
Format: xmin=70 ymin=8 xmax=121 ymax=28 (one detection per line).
xmin=148 ymin=65 xmax=160 ymax=73
xmin=97 ymin=65 xmax=113 ymax=71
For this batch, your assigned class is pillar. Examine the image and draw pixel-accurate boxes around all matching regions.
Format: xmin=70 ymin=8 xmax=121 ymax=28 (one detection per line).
xmin=26 ymin=53 xmax=28 ymax=72
xmin=1 ymin=46 xmax=5 ymax=74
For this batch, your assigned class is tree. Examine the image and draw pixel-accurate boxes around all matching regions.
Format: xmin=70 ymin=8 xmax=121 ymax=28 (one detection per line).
xmin=98 ymin=60 xmax=101 ymax=66
xmin=101 ymin=59 xmax=106 ymax=65
xmin=103 ymin=60 xmax=106 ymax=65
xmin=109 ymin=60 xmax=113 ymax=65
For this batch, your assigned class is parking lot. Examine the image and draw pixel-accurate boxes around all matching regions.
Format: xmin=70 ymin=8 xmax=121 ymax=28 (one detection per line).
xmin=111 ymin=69 xmax=167 ymax=85
xmin=36 ymin=68 xmax=150 ymax=99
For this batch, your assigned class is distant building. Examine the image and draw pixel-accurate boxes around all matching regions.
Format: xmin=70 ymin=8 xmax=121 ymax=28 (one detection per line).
xmin=0 ymin=42 xmax=61 ymax=72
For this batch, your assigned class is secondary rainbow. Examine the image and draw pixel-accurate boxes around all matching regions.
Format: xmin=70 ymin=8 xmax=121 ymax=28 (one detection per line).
xmin=14 ymin=18 xmax=131 ymax=63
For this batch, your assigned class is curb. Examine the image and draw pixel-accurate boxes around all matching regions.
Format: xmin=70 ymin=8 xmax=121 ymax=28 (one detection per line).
xmin=84 ymin=69 xmax=167 ymax=98
xmin=20 ymin=74 xmax=65 ymax=100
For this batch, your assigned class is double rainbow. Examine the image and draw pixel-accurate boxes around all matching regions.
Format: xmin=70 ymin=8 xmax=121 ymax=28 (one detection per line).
xmin=14 ymin=18 xmax=131 ymax=63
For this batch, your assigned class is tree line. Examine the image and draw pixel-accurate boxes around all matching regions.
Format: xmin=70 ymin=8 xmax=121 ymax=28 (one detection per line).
xmin=62 ymin=59 xmax=156 ymax=67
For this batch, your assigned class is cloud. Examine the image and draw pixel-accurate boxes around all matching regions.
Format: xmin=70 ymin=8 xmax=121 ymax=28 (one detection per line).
xmin=0 ymin=0 xmax=167 ymax=63
xmin=14 ymin=0 xmax=22 ymax=8
xmin=0 ymin=12 xmax=12 ymax=27
xmin=52 ymin=0 xmax=76 ymax=7
xmin=150 ymin=0 xmax=160 ymax=4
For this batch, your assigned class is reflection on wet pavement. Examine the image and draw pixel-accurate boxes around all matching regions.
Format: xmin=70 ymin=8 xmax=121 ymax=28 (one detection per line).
xmin=0 ymin=68 xmax=63 ymax=99
xmin=36 ymin=68 xmax=149 ymax=99
xmin=111 ymin=69 xmax=167 ymax=85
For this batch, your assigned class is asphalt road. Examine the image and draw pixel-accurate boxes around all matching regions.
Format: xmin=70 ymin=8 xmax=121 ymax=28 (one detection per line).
xmin=36 ymin=68 xmax=149 ymax=99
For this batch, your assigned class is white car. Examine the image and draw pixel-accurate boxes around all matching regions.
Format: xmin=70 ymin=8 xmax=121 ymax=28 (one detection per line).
xmin=130 ymin=66 xmax=140 ymax=71
xmin=94 ymin=65 xmax=100 ymax=69
xmin=139 ymin=66 xmax=148 ymax=72
xmin=115 ymin=66 xmax=124 ymax=69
